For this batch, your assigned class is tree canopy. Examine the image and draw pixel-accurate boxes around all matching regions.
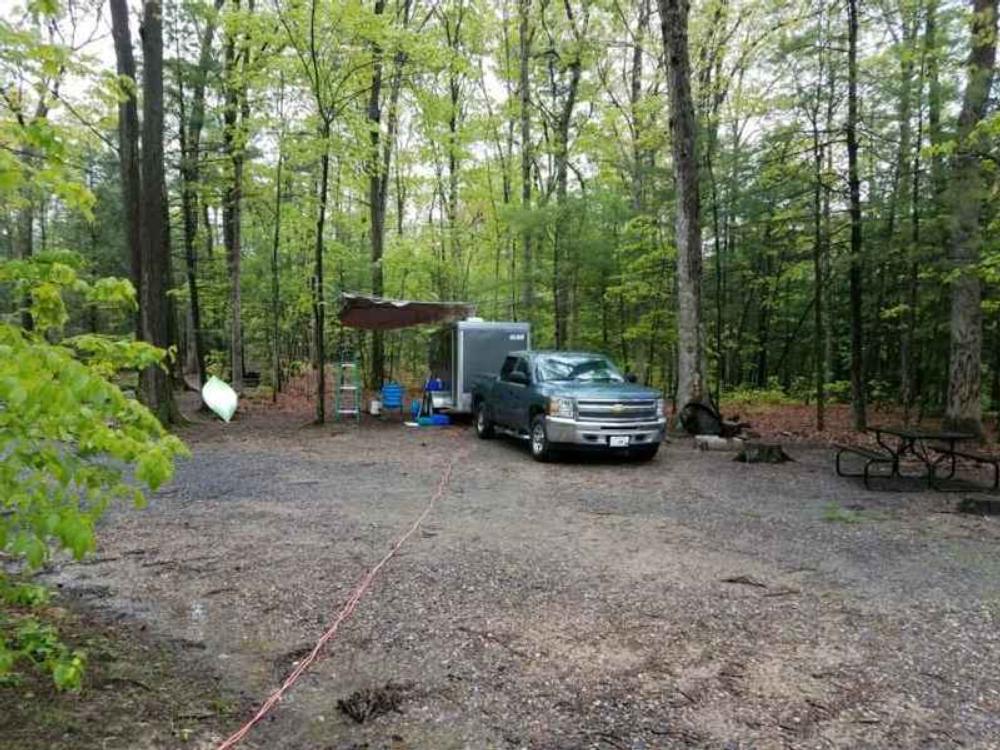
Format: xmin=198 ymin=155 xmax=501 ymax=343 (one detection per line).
xmin=2 ymin=0 xmax=999 ymax=436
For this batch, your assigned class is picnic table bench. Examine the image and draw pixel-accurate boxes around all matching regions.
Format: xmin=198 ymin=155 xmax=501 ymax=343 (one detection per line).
xmin=869 ymin=425 xmax=975 ymax=488
xmin=835 ymin=443 xmax=894 ymax=489
xmin=929 ymin=446 xmax=1000 ymax=491
xmin=835 ymin=425 xmax=997 ymax=491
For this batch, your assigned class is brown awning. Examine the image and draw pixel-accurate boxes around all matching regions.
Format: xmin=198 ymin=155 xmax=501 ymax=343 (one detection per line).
xmin=337 ymin=292 xmax=476 ymax=330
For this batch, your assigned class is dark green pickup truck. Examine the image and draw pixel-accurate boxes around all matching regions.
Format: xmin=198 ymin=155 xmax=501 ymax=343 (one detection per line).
xmin=470 ymin=350 xmax=667 ymax=461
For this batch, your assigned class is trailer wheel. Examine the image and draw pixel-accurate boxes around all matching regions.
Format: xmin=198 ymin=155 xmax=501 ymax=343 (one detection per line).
xmin=474 ymin=401 xmax=495 ymax=439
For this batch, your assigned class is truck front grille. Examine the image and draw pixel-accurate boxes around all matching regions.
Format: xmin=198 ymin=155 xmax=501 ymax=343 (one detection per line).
xmin=576 ymin=399 xmax=658 ymax=423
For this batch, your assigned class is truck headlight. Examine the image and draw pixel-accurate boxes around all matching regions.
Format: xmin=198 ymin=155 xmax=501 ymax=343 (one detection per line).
xmin=656 ymin=398 xmax=665 ymax=418
xmin=548 ymin=397 xmax=575 ymax=419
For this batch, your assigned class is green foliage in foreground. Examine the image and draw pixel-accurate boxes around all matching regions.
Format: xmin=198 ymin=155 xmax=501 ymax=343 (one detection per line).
xmin=0 ymin=583 xmax=84 ymax=691
xmin=0 ymin=252 xmax=187 ymax=690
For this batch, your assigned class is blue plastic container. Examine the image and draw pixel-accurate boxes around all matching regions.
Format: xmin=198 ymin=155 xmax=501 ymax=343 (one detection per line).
xmin=381 ymin=382 xmax=404 ymax=410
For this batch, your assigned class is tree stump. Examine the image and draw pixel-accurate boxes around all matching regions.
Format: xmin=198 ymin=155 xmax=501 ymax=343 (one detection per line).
xmin=733 ymin=441 xmax=793 ymax=464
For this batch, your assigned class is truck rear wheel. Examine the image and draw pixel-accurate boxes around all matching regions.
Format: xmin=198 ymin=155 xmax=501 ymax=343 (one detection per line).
xmin=474 ymin=401 xmax=494 ymax=439
xmin=530 ymin=415 xmax=553 ymax=462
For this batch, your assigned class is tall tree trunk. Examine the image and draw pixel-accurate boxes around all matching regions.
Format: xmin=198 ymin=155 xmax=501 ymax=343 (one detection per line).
xmin=696 ymin=0 xmax=727 ymax=400
xmin=811 ymin=37 xmax=826 ymax=432
xmin=822 ymin=19 xmax=836 ymax=390
xmin=944 ymin=0 xmax=998 ymax=437
xmin=10 ymin=88 xmax=50 ymax=332
xmin=444 ymin=2 xmax=466 ymax=295
xmin=222 ymin=1 xmax=244 ymax=392
xmin=659 ymin=0 xmax=706 ymax=410
xmin=894 ymin=18 xmax=916 ymax=413
xmin=314 ymin=120 xmax=331 ymax=423
xmin=707 ymin=134 xmax=723 ymax=401
xmin=551 ymin=48 xmax=581 ymax=349
xmin=368 ymin=0 xmax=388 ymax=389
xmin=518 ymin=0 xmax=533 ymax=321
xmin=176 ymin=0 xmax=223 ymax=389
xmin=901 ymin=17 xmax=923 ymax=422
xmin=138 ymin=0 xmax=175 ymax=423
xmin=13 ymin=197 xmax=34 ymax=331
xmin=846 ymin=0 xmax=866 ymax=430
xmin=110 ymin=0 xmax=142 ymax=339
xmin=992 ymin=315 xmax=1000 ymax=423
xmin=925 ymin=0 xmax=946 ymax=209
xmin=629 ymin=0 xmax=650 ymax=213
xmin=271 ymin=78 xmax=286 ymax=403
xmin=925 ymin=0 xmax=950 ymax=409
xmin=177 ymin=84 xmax=207 ymax=389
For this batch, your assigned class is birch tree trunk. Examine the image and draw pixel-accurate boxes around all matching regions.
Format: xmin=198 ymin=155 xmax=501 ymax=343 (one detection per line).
xmin=659 ymin=0 xmax=706 ymax=411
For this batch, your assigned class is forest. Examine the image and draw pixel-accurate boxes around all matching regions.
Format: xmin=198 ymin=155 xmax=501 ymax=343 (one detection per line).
xmin=2 ymin=0 xmax=999 ymax=437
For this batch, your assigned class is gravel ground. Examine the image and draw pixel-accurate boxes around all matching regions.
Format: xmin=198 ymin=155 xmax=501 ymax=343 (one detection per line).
xmin=38 ymin=406 xmax=1000 ymax=749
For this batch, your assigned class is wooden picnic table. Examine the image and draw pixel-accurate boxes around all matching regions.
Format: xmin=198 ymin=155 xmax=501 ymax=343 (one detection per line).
xmin=868 ymin=424 xmax=976 ymax=488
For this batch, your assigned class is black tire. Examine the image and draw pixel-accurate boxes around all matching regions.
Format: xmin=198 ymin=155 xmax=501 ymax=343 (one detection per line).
xmin=474 ymin=401 xmax=494 ymax=439
xmin=530 ymin=415 xmax=553 ymax=462
xmin=630 ymin=444 xmax=660 ymax=462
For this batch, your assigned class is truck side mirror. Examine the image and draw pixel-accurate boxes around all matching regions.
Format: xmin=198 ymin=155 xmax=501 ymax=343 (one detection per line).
xmin=508 ymin=371 xmax=529 ymax=385
xmin=625 ymin=373 xmax=638 ymax=384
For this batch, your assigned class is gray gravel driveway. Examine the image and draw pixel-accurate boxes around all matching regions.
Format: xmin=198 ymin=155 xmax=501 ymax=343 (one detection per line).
xmin=47 ymin=412 xmax=1000 ymax=749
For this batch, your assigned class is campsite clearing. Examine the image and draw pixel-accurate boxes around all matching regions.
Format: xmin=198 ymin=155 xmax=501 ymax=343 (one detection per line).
xmin=4 ymin=406 xmax=999 ymax=749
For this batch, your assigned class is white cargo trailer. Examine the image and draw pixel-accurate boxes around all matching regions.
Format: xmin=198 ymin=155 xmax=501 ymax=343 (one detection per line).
xmin=429 ymin=320 xmax=531 ymax=413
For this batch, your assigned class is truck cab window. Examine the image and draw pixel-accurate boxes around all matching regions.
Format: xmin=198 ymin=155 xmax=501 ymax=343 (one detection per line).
xmin=499 ymin=356 xmax=517 ymax=381
xmin=512 ymin=358 xmax=531 ymax=383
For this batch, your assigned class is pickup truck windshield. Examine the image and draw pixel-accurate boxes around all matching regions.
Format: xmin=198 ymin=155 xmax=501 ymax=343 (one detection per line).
xmin=536 ymin=354 xmax=624 ymax=383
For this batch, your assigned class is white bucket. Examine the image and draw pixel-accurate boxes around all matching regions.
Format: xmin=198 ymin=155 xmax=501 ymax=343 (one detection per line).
xmin=369 ymin=399 xmax=382 ymax=416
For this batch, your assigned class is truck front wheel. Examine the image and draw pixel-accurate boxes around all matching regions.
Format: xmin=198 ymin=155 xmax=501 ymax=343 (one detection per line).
xmin=474 ymin=401 xmax=495 ymax=439
xmin=530 ymin=415 xmax=553 ymax=462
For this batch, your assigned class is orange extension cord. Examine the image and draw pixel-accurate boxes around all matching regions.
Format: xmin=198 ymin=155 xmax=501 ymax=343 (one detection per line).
xmin=216 ymin=435 xmax=466 ymax=749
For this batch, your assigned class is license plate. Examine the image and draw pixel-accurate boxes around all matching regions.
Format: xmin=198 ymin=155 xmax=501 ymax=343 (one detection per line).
xmin=609 ymin=436 xmax=631 ymax=448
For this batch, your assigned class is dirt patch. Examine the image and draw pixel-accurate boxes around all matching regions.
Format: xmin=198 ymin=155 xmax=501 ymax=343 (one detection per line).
xmin=0 ymin=591 xmax=239 ymax=750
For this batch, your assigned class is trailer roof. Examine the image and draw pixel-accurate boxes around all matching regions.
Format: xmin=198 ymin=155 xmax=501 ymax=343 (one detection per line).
xmin=338 ymin=293 xmax=476 ymax=330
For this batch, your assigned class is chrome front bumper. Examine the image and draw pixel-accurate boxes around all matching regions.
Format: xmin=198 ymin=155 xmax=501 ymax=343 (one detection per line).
xmin=544 ymin=416 xmax=667 ymax=447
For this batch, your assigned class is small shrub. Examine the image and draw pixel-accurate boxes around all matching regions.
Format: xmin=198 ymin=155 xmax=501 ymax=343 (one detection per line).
xmin=723 ymin=385 xmax=799 ymax=408
xmin=826 ymin=380 xmax=853 ymax=404
xmin=205 ymin=349 xmax=229 ymax=380
xmin=822 ymin=503 xmax=864 ymax=524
